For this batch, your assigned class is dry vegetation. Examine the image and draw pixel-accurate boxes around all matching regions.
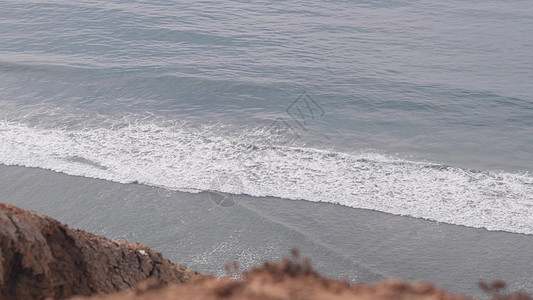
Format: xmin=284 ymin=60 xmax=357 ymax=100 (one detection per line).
xmin=75 ymin=250 xmax=533 ymax=300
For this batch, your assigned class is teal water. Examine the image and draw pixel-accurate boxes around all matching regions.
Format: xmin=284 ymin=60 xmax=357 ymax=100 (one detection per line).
xmin=1 ymin=0 xmax=533 ymax=295
xmin=1 ymin=0 xmax=532 ymax=170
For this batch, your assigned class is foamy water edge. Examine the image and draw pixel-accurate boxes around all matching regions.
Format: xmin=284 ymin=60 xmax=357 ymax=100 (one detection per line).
xmin=1 ymin=118 xmax=532 ymax=234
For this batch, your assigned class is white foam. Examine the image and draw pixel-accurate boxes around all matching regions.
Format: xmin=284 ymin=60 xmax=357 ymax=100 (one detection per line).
xmin=1 ymin=118 xmax=532 ymax=234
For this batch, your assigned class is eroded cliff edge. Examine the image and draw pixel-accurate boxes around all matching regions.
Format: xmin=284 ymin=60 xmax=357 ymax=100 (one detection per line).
xmin=0 ymin=203 xmax=198 ymax=300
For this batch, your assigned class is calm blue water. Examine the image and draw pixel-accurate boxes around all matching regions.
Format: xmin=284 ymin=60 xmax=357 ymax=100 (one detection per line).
xmin=1 ymin=0 xmax=533 ymax=284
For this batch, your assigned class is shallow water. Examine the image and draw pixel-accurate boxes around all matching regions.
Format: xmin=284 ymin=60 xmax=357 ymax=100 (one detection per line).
xmin=2 ymin=164 xmax=533 ymax=297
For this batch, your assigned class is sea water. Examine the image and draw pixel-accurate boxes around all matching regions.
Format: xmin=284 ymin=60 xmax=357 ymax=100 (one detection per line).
xmin=1 ymin=0 xmax=532 ymax=296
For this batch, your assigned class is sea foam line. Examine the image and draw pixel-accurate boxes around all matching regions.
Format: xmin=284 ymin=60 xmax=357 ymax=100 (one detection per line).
xmin=0 ymin=119 xmax=532 ymax=234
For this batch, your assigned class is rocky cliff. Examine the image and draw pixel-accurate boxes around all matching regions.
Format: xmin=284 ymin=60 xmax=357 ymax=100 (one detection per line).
xmin=0 ymin=203 xmax=198 ymax=300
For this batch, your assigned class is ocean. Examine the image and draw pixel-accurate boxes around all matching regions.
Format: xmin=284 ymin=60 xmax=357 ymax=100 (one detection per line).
xmin=1 ymin=0 xmax=532 ymax=297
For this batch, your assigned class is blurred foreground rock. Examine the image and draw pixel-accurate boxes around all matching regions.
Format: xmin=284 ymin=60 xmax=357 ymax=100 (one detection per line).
xmin=0 ymin=203 xmax=198 ymax=300
xmin=74 ymin=255 xmax=533 ymax=300
xmin=75 ymin=254 xmax=470 ymax=300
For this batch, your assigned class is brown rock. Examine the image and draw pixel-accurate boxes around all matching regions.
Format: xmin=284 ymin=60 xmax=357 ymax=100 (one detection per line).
xmin=0 ymin=203 xmax=198 ymax=300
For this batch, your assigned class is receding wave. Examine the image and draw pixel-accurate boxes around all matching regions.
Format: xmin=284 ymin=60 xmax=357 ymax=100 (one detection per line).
xmin=0 ymin=116 xmax=532 ymax=234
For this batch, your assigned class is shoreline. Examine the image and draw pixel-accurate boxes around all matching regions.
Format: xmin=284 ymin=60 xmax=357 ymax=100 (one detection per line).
xmin=2 ymin=164 xmax=533 ymax=297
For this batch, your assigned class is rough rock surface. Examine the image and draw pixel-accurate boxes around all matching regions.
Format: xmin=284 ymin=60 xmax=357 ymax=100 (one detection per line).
xmin=0 ymin=203 xmax=198 ymax=300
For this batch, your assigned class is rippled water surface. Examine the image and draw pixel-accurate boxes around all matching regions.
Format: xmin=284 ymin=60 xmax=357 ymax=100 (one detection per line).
xmin=1 ymin=0 xmax=533 ymax=295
